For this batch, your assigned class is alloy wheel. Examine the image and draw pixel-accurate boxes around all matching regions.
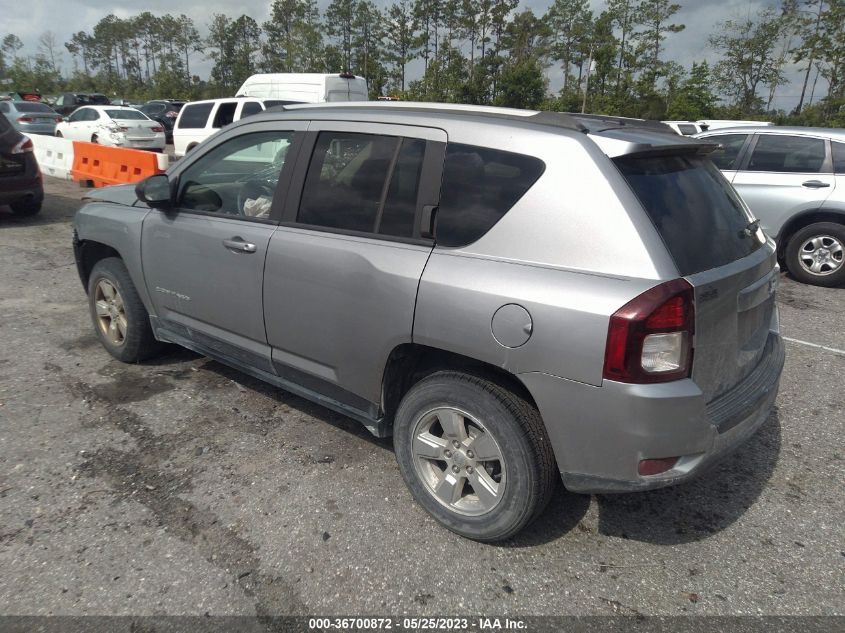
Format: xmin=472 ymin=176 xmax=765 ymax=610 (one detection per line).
xmin=799 ymin=235 xmax=844 ymax=276
xmin=411 ymin=407 xmax=506 ymax=516
xmin=94 ymin=279 xmax=127 ymax=346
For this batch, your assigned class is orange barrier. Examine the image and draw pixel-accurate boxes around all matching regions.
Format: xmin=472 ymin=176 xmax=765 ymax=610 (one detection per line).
xmin=71 ymin=142 xmax=165 ymax=188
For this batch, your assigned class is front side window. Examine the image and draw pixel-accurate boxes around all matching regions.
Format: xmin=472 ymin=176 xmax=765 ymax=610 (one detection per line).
xmin=707 ymin=134 xmax=747 ymax=170
xmin=177 ymin=103 xmax=214 ymax=129
xmin=177 ymin=131 xmax=294 ymax=219
xmin=298 ymin=132 xmax=399 ymax=233
xmin=747 ymin=134 xmax=827 ymax=173
xmin=436 ymin=144 xmax=545 ymax=247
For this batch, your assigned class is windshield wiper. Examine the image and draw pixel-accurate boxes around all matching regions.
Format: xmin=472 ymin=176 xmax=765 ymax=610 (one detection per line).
xmin=740 ymin=218 xmax=761 ymax=238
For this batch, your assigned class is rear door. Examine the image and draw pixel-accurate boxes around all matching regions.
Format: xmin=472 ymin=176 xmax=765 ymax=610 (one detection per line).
xmin=263 ymin=122 xmax=445 ymax=415
xmin=615 ymin=153 xmax=779 ymax=405
xmin=731 ymin=133 xmax=835 ymax=237
xmin=141 ymin=121 xmax=306 ymax=371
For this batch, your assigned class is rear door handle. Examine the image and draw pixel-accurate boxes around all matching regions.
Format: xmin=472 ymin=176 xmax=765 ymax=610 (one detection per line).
xmin=222 ymin=238 xmax=257 ymax=253
xmin=802 ymin=180 xmax=831 ymax=188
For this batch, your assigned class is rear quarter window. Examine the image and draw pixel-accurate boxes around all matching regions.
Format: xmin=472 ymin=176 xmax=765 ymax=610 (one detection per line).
xmin=177 ymin=103 xmax=214 ymax=129
xmin=833 ymin=141 xmax=845 ymax=174
xmin=616 ymin=154 xmax=762 ymax=276
xmin=436 ymin=144 xmax=544 ymax=247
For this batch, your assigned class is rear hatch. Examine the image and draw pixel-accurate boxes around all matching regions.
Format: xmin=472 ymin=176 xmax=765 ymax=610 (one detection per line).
xmin=613 ymin=149 xmax=778 ymax=403
xmin=0 ymin=116 xmax=26 ymax=178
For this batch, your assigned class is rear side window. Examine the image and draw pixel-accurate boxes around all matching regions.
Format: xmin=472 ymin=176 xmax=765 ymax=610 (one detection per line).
xmin=708 ymin=134 xmax=747 ymax=170
xmin=833 ymin=142 xmax=845 ymax=174
xmin=748 ymin=134 xmax=826 ymax=173
xmin=616 ymin=154 xmax=761 ymax=276
xmin=178 ymin=103 xmax=213 ymax=129
xmin=241 ymin=101 xmax=263 ymax=118
xmin=213 ymin=102 xmax=238 ymax=128
xmin=436 ymin=144 xmax=544 ymax=247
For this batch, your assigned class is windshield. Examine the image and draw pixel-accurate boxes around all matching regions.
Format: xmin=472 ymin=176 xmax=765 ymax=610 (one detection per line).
xmin=15 ymin=102 xmax=55 ymax=113
xmin=615 ymin=154 xmax=763 ymax=276
xmin=105 ymin=109 xmax=147 ymax=120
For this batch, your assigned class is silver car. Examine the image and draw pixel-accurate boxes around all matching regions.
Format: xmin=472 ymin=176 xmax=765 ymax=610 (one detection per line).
xmin=72 ymin=103 xmax=784 ymax=541
xmin=696 ymin=126 xmax=845 ymax=287
xmin=0 ymin=99 xmax=61 ymax=136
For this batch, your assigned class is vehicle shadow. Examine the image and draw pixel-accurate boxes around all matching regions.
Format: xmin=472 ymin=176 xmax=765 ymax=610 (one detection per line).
xmin=0 ymin=193 xmax=81 ymax=227
xmin=594 ymin=408 xmax=782 ymax=544
xmin=198 ymin=358 xmax=394 ymax=453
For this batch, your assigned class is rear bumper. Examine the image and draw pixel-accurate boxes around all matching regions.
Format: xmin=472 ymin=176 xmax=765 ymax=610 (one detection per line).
xmin=0 ymin=154 xmax=43 ymax=205
xmin=520 ymin=331 xmax=784 ymax=494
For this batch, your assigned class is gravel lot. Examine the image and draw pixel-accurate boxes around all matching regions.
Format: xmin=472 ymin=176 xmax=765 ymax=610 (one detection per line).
xmin=0 ymin=177 xmax=843 ymax=619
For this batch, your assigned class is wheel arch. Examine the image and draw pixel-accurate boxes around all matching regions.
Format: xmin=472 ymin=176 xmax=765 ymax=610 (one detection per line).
xmin=775 ymin=208 xmax=845 ymax=258
xmin=76 ymin=240 xmax=122 ymax=293
xmin=380 ymin=343 xmax=537 ymax=429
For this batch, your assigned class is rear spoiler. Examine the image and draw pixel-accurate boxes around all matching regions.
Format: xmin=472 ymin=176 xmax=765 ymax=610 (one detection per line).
xmin=588 ymin=127 xmax=719 ymax=159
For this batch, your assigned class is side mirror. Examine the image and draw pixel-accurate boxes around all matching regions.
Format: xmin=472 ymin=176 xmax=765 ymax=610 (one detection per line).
xmin=135 ymin=174 xmax=173 ymax=209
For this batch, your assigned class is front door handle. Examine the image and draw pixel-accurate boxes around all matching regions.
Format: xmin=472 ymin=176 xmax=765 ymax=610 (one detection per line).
xmin=802 ymin=180 xmax=831 ymax=188
xmin=222 ymin=238 xmax=257 ymax=253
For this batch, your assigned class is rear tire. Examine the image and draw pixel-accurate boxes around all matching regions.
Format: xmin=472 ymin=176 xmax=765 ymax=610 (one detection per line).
xmin=393 ymin=371 xmax=557 ymax=542
xmin=87 ymin=257 xmax=162 ymax=363
xmin=784 ymin=222 xmax=845 ymax=287
xmin=9 ymin=196 xmax=42 ymax=216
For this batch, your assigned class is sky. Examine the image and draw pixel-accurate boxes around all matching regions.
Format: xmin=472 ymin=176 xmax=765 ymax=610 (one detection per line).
xmin=2 ymin=0 xmax=818 ymax=112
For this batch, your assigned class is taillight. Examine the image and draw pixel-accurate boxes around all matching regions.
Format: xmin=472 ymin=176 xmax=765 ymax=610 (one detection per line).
xmin=55 ymin=116 xmax=62 ymax=123
xmin=603 ymin=279 xmax=694 ymax=384
xmin=165 ymin=111 xmax=178 ymax=118
xmin=17 ymin=115 xmax=34 ymax=123
xmin=11 ymin=137 xmax=34 ymax=154
xmin=151 ymin=126 xmax=163 ymax=133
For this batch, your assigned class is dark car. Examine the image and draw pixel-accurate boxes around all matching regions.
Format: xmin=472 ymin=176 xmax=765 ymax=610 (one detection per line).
xmin=55 ymin=93 xmax=111 ymax=117
xmin=139 ymin=100 xmax=185 ymax=143
xmin=0 ymin=114 xmax=43 ymax=216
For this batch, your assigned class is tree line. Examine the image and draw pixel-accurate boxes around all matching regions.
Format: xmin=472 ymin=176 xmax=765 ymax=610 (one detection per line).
xmin=0 ymin=0 xmax=843 ymax=126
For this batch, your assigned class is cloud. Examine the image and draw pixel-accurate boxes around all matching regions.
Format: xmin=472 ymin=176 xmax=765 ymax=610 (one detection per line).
xmin=3 ymin=0 xmax=819 ymax=110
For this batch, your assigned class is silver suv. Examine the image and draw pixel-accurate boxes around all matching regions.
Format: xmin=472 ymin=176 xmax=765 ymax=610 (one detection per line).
xmin=72 ymin=103 xmax=784 ymax=541
xmin=696 ymin=126 xmax=845 ymax=287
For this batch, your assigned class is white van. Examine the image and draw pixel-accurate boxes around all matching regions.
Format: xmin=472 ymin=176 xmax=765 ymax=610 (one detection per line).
xmin=235 ymin=73 xmax=368 ymax=103
xmin=697 ymin=119 xmax=774 ymax=131
xmin=172 ymin=97 xmax=284 ymax=157
xmin=661 ymin=120 xmax=706 ymax=136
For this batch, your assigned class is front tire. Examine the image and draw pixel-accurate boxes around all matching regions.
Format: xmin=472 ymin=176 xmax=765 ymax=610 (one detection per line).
xmin=393 ymin=371 xmax=557 ymax=542
xmin=784 ymin=222 xmax=845 ymax=287
xmin=87 ymin=257 xmax=161 ymax=362
xmin=55 ymin=131 xmax=62 ymax=138
xmin=91 ymin=134 xmax=99 ymax=144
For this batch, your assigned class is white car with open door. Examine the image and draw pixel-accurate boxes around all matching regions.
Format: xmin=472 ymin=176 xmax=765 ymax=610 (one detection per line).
xmin=55 ymin=106 xmax=166 ymax=151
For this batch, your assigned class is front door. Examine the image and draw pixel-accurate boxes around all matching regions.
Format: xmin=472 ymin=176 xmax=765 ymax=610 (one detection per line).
xmin=141 ymin=122 xmax=305 ymax=372
xmin=263 ymin=122 xmax=446 ymax=415
xmin=731 ymin=133 xmax=836 ymax=237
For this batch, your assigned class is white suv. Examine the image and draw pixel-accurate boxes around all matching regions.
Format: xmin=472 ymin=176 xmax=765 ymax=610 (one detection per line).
xmin=172 ymin=98 xmax=284 ymax=157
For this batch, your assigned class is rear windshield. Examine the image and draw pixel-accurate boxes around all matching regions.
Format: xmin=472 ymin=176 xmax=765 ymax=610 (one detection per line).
xmin=615 ymin=154 xmax=762 ymax=275
xmin=88 ymin=95 xmax=110 ymax=104
xmin=15 ymin=102 xmax=54 ymax=113
xmin=105 ymin=109 xmax=146 ymax=120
